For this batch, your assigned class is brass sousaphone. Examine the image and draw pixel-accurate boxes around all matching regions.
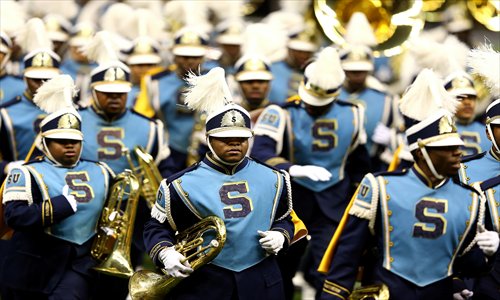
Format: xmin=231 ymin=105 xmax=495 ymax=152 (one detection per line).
xmin=314 ymin=0 xmax=425 ymax=57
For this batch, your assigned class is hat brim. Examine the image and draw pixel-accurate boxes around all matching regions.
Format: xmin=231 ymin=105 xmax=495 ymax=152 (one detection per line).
xmin=94 ymin=83 xmax=132 ymax=93
xmin=298 ymin=85 xmax=336 ymax=106
xmin=450 ymin=87 xmax=477 ymax=97
xmin=426 ymin=136 xmax=464 ymax=148
xmin=43 ymin=131 xmax=83 ymax=141
xmin=216 ymin=35 xmax=243 ymax=45
xmin=127 ymin=54 xmax=162 ymax=65
xmin=236 ymin=71 xmax=273 ymax=81
xmin=341 ymin=61 xmax=374 ymax=72
xmin=208 ymin=128 xmax=253 ymax=138
xmin=288 ymin=40 xmax=317 ymax=52
xmin=24 ymin=68 xmax=61 ymax=79
xmin=172 ymin=46 xmax=206 ymax=57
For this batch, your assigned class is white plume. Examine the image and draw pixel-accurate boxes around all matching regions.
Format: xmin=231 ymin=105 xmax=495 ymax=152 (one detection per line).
xmin=21 ymin=0 xmax=78 ymax=20
xmin=344 ymin=12 xmax=377 ymax=47
xmin=242 ymin=23 xmax=287 ymax=62
xmin=184 ymin=67 xmax=233 ymax=114
xmin=410 ymin=38 xmax=462 ymax=78
xmin=0 ymin=0 xmax=27 ymax=37
xmin=467 ymin=43 xmax=500 ymax=96
xmin=100 ymin=3 xmax=134 ymax=38
xmin=33 ymin=74 xmax=77 ymax=113
xmin=399 ymin=68 xmax=458 ymax=121
xmin=15 ymin=18 xmax=53 ymax=53
xmin=83 ymin=31 xmax=121 ymax=64
xmin=305 ymin=47 xmax=345 ymax=90
xmin=123 ymin=8 xmax=166 ymax=40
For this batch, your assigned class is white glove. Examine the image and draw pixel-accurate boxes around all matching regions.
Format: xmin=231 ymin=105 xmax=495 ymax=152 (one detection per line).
xmin=372 ymin=123 xmax=392 ymax=146
xmin=453 ymin=289 xmax=473 ymax=300
xmin=288 ymin=165 xmax=332 ymax=182
xmin=258 ymin=230 xmax=285 ymax=255
xmin=5 ymin=160 xmax=24 ymax=174
xmin=62 ymin=185 xmax=77 ymax=212
xmin=158 ymin=247 xmax=193 ymax=278
xmin=477 ymin=227 xmax=500 ymax=256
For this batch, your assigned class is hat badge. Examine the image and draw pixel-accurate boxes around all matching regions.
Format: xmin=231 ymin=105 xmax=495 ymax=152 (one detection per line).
xmin=104 ymin=67 xmax=126 ymax=82
xmin=33 ymin=52 xmax=54 ymax=67
xmin=438 ymin=116 xmax=455 ymax=134
xmin=221 ymin=110 xmax=245 ymax=128
xmin=57 ymin=113 xmax=80 ymax=130
xmin=180 ymin=32 xmax=201 ymax=45
xmin=243 ymin=59 xmax=265 ymax=71
xmin=451 ymin=76 xmax=471 ymax=88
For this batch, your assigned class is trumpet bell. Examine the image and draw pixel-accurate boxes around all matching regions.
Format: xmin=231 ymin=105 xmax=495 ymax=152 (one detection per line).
xmin=314 ymin=0 xmax=424 ymax=57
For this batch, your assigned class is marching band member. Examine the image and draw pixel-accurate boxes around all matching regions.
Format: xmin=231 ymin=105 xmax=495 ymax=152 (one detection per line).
xmin=0 ymin=18 xmax=61 ymax=183
xmin=0 ymin=75 xmax=113 ymax=300
xmin=319 ymin=69 xmax=498 ymax=300
xmin=144 ymin=67 xmax=294 ymax=299
xmin=251 ymin=46 xmax=371 ymax=298
xmin=77 ymin=31 xmax=172 ymax=300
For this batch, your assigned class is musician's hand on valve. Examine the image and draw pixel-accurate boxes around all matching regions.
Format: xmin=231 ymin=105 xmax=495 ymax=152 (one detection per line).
xmin=258 ymin=230 xmax=285 ymax=255
xmin=159 ymin=247 xmax=193 ymax=278
xmin=288 ymin=165 xmax=332 ymax=182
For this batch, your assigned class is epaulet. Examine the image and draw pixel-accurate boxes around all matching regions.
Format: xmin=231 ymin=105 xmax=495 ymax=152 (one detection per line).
xmin=373 ymin=168 xmax=409 ymax=177
xmin=0 ymin=95 xmax=22 ymax=108
xmin=166 ymin=162 xmax=200 ymax=182
xmin=283 ymin=97 xmax=301 ymax=108
xmin=24 ymin=156 xmax=44 ymax=165
xmin=150 ymin=67 xmax=173 ymax=80
xmin=335 ymin=99 xmax=358 ymax=107
xmin=451 ymin=176 xmax=480 ymax=194
xmin=285 ymin=95 xmax=301 ymax=104
xmin=480 ymin=175 xmax=500 ymax=191
xmin=462 ymin=151 xmax=487 ymax=163
xmin=130 ymin=109 xmax=155 ymax=121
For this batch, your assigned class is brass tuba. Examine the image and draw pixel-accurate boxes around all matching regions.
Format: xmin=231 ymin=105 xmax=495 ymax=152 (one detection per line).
xmin=91 ymin=169 xmax=140 ymax=278
xmin=313 ymin=0 xmax=424 ymax=57
xmin=124 ymin=146 xmax=163 ymax=209
xmin=128 ymin=216 xmax=226 ymax=300
xmin=349 ymin=283 xmax=390 ymax=300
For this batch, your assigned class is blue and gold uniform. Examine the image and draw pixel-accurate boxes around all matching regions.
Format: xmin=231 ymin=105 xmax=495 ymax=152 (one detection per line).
xmin=0 ymin=157 xmax=112 ymax=298
xmin=456 ymin=121 xmax=490 ymax=156
xmin=0 ymin=93 xmax=46 ymax=179
xmin=137 ymin=66 xmax=199 ymax=172
xmin=79 ymin=105 xmax=171 ymax=177
xmin=268 ymin=61 xmax=303 ymax=104
xmin=251 ymin=99 xmax=370 ymax=291
xmin=0 ymin=74 xmax=23 ymax=105
xmin=459 ymin=150 xmax=500 ymax=186
xmin=320 ymin=167 xmax=491 ymax=300
xmin=144 ymin=156 xmax=294 ymax=299
xmin=339 ymin=85 xmax=396 ymax=164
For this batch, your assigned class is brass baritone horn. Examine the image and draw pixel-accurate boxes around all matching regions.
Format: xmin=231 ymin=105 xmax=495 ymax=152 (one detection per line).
xmin=129 ymin=216 xmax=227 ymax=299
xmin=91 ymin=169 xmax=140 ymax=278
xmin=124 ymin=146 xmax=163 ymax=209
xmin=349 ymin=283 xmax=390 ymax=300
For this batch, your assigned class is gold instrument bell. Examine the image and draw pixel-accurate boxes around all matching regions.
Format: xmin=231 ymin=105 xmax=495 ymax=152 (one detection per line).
xmin=129 ymin=216 xmax=226 ymax=299
xmin=313 ymin=0 xmax=424 ymax=57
